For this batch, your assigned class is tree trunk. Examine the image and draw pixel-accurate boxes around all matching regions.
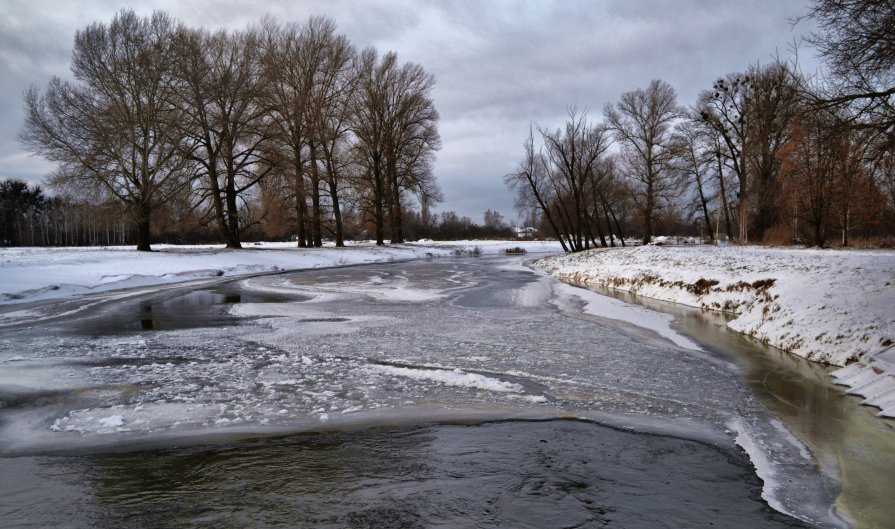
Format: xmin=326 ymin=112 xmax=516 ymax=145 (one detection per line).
xmin=294 ymin=151 xmax=308 ymax=248
xmin=223 ymin=163 xmax=242 ymax=249
xmin=324 ymin=157 xmax=344 ymax=247
xmin=386 ymin=153 xmax=403 ymax=244
xmin=390 ymin=175 xmax=403 ymax=244
xmin=308 ymin=143 xmax=322 ymax=247
xmin=841 ymin=208 xmax=849 ymax=247
xmin=642 ymin=180 xmax=654 ymax=245
xmin=135 ymin=201 xmax=152 ymax=252
xmin=695 ymin=172 xmax=714 ymax=242
xmin=716 ymin=154 xmax=734 ymax=241
xmin=372 ymin=159 xmax=385 ymax=246
xmin=602 ymin=206 xmax=615 ymax=247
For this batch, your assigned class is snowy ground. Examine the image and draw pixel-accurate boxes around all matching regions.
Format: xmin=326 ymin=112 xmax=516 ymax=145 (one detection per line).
xmin=538 ymin=244 xmax=895 ymax=419
xmin=0 ymin=240 xmax=560 ymax=307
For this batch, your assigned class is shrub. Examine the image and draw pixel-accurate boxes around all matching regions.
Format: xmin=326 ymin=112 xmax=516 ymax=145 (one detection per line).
xmin=762 ymin=224 xmax=794 ymax=246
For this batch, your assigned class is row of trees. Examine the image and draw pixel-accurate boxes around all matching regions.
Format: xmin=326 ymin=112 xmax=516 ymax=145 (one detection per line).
xmin=0 ymin=181 xmax=134 ymax=247
xmin=0 ymin=178 xmax=515 ymax=247
xmin=507 ymin=0 xmax=895 ymax=249
xmin=20 ymin=10 xmax=441 ymax=251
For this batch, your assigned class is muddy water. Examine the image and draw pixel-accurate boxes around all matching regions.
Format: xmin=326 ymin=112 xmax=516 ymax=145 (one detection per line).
xmin=574 ymin=285 xmax=895 ymax=528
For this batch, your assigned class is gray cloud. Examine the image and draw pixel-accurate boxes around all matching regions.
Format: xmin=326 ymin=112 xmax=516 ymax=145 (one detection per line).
xmin=0 ymin=0 xmax=817 ymax=223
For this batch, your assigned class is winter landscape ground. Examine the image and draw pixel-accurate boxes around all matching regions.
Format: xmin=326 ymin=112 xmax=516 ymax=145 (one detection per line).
xmin=1 ymin=239 xmax=893 ymax=527
xmin=3 ymin=239 xmax=891 ymax=419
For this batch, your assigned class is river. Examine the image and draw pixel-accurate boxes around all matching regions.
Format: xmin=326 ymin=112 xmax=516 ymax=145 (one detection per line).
xmin=1 ymin=254 xmax=889 ymax=527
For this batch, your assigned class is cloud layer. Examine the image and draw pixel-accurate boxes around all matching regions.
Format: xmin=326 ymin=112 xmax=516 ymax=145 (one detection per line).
xmin=0 ymin=0 xmax=817 ymax=222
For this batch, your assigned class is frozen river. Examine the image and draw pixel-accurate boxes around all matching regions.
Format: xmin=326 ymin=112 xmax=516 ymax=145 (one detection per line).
xmin=0 ymin=254 xmax=884 ymax=527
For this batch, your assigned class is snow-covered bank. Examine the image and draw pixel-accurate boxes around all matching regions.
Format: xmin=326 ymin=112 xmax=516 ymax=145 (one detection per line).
xmin=538 ymin=245 xmax=895 ymax=418
xmin=0 ymin=240 xmax=562 ymax=307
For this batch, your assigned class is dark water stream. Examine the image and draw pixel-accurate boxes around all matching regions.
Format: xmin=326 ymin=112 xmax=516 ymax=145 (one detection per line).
xmin=1 ymin=255 xmax=883 ymax=527
xmin=1 ymin=420 xmax=805 ymax=529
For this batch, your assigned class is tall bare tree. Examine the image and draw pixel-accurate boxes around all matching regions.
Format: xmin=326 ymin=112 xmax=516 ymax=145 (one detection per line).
xmin=506 ymin=111 xmax=619 ymax=252
xmin=696 ymin=63 xmax=801 ymax=242
xmin=260 ymin=18 xmax=313 ymax=247
xmin=538 ymin=109 xmax=612 ymax=251
xmin=505 ymin=126 xmax=569 ymax=252
xmin=352 ymin=48 xmax=392 ymax=245
xmin=745 ymin=62 xmax=802 ymax=238
xmin=303 ymin=18 xmax=356 ymax=247
xmin=778 ymin=109 xmax=845 ymax=247
xmin=803 ymin=0 xmax=895 ymax=133
xmin=605 ymin=80 xmax=683 ymax=244
xmin=671 ymin=118 xmax=717 ymax=241
xmin=172 ymin=26 xmax=271 ymax=249
xmin=384 ymin=59 xmax=441 ymax=244
xmin=21 ymin=10 xmax=188 ymax=251
xmin=351 ymin=49 xmax=440 ymax=245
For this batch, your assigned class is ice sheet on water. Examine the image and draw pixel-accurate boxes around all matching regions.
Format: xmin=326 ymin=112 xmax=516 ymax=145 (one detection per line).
xmin=728 ymin=417 xmax=845 ymax=528
xmin=370 ymin=365 xmax=525 ymax=393
xmin=552 ymin=281 xmax=703 ymax=351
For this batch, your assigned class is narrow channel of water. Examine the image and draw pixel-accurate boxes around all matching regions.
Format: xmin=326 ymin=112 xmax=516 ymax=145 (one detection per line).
xmin=572 ymin=284 xmax=895 ymax=528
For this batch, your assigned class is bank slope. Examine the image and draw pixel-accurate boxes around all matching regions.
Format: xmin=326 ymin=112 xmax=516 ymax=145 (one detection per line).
xmin=538 ymin=245 xmax=895 ymax=418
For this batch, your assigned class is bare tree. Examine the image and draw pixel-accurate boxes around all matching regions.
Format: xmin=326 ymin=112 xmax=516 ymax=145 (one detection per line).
xmin=260 ymin=18 xmax=314 ymax=247
xmin=172 ymin=26 xmax=271 ymax=249
xmin=351 ymin=48 xmax=393 ymax=245
xmin=538 ymin=109 xmax=613 ymax=251
xmin=671 ymin=118 xmax=716 ymax=241
xmin=745 ymin=62 xmax=803 ymax=238
xmin=308 ymin=24 xmax=357 ymax=247
xmin=696 ymin=63 xmax=801 ymax=242
xmin=506 ymin=111 xmax=617 ymax=252
xmin=777 ymin=108 xmax=861 ymax=247
xmin=383 ymin=59 xmax=441 ymax=244
xmin=21 ymin=10 xmax=188 ymax=251
xmin=352 ymin=49 xmax=441 ymax=245
xmin=803 ymin=0 xmax=895 ymax=133
xmin=605 ymin=80 xmax=683 ymax=244
xmin=505 ymin=126 xmax=570 ymax=252
xmin=696 ymin=73 xmax=749 ymax=241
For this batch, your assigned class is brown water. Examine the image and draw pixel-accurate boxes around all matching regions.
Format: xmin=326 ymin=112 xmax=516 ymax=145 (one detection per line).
xmin=577 ymin=285 xmax=895 ymax=528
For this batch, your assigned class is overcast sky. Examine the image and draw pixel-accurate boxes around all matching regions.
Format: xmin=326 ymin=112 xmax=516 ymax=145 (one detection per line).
xmin=0 ymin=0 xmax=819 ymax=224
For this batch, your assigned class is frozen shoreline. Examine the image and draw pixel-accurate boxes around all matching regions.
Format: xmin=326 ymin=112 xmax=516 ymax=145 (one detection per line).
xmin=537 ymin=244 xmax=895 ymax=419
xmin=0 ymin=240 xmax=561 ymax=307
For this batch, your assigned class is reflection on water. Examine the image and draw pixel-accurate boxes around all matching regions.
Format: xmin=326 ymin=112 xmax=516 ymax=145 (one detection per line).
xmin=0 ymin=420 xmax=809 ymax=529
xmin=76 ymin=285 xmax=300 ymax=334
xmin=577 ymin=284 xmax=895 ymax=528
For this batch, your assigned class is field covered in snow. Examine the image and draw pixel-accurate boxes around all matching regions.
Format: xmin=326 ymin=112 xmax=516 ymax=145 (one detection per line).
xmin=538 ymin=244 xmax=895 ymax=418
xmin=0 ymin=240 xmax=561 ymax=306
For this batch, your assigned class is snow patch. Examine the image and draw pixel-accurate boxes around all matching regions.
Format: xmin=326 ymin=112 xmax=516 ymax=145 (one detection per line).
xmin=98 ymin=415 xmax=125 ymax=428
xmin=372 ymin=365 xmax=524 ymax=393
xmin=552 ymin=281 xmax=702 ymax=351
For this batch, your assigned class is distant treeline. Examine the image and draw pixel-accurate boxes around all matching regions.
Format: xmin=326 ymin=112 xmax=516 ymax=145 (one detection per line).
xmin=20 ymin=10 xmax=441 ymax=251
xmin=0 ymin=179 xmax=517 ymax=247
xmin=506 ymin=0 xmax=895 ymax=250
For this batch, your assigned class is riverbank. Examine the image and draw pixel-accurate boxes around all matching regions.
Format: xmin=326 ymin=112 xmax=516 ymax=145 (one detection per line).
xmin=537 ymin=244 xmax=895 ymax=419
xmin=0 ymin=240 xmax=561 ymax=307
